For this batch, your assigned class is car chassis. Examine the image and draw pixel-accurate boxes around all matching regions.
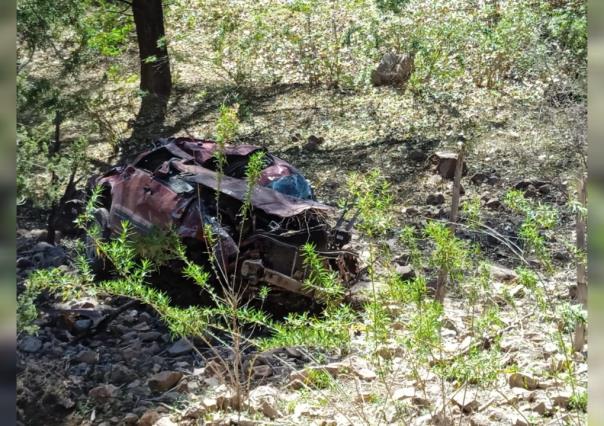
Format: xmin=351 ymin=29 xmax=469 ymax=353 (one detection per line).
xmin=90 ymin=137 xmax=360 ymax=301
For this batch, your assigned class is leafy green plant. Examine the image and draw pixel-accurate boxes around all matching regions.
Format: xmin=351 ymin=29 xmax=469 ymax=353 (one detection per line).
xmin=569 ymin=390 xmax=587 ymax=412
xmin=260 ymin=305 xmax=356 ymax=352
xmin=503 ymin=189 xmax=558 ymax=270
xmin=301 ymin=243 xmax=344 ymax=307
xmin=424 ymin=220 xmax=471 ymax=287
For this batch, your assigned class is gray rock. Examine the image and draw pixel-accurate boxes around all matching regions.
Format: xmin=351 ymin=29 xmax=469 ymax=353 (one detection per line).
xmin=470 ymin=172 xmax=488 ymax=185
xmin=252 ymin=365 xmax=272 ymax=380
xmin=19 ymin=336 xmax=42 ymax=353
xmin=303 ymin=135 xmax=324 ymax=151
xmin=16 ymin=257 xmax=33 ymax=269
xmin=490 ymin=264 xmax=518 ymax=282
xmin=109 ymin=364 xmax=136 ymax=384
xmin=408 ymin=149 xmax=427 ymax=162
xmin=395 ymin=264 xmax=415 ymax=280
xmin=74 ymin=319 xmax=93 ymax=333
xmin=485 ymin=198 xmax=502 ymax=209
xmin=167 ymin=338 xmax=193 ymax=356
xmin=75 ymin=350 xmax=99 ymax=364
xmin=140 ymin=331 xmax=162 ymax=342
xmin=426 ymin=193 xmax=445 ymax=205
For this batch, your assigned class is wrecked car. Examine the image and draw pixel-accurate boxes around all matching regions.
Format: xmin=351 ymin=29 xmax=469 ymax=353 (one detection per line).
xmin=87 ymin=137 xmax=360 ymax=302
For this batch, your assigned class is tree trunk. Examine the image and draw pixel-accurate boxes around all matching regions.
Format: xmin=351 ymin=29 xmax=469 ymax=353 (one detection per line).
xmin=131 ymin=0 xmax=171 ymax=98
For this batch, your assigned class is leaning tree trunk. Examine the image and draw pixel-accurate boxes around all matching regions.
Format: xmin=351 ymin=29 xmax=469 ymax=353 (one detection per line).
xmin=131 ymin=0 xmax=171 ymax=98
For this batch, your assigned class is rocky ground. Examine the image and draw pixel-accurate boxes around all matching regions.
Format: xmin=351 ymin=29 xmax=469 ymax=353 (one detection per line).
xmin=16 ymin=127 xmax=587 ymax=425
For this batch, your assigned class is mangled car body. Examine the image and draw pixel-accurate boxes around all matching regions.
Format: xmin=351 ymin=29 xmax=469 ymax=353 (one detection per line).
xmin=89 ymin=137 xmax=359 ymax=301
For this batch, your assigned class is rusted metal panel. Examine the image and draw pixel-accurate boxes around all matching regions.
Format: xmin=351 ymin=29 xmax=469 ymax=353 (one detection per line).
xmin=174 ymin=160 xmax=330 ymax=218
xmin=91 ymin=137 xmax=360 ymax=299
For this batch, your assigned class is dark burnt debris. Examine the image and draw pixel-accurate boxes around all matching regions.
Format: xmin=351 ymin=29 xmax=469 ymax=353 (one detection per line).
xmin=90 ymin=137 xmax=360 ymax=301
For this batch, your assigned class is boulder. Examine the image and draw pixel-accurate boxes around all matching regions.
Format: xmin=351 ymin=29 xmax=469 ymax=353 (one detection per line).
xmin=371 ymin=52 xmax=415 ymax=87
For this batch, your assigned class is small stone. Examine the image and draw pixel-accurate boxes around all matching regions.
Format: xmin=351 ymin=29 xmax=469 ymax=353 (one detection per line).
xmin=485 ymin=198 xmax=501 ymax=209
xmin=375 ymin=344 xmax=404 ymax=359
xmin=548 ymin=354 xmax=568 ymax=373
xmin=110 ymin=364 xmax=136 ymax=383
xmin=509 ymin=387 xmax=532 ymax=403
xmin=426 ymin=193 xmax=445 ymax=205
xmin=88 ymin=384 xmax=118 ymax=400
xmin=252 ymin=365 xmax=272 ymax=380
xmin=452 ymin=391 xmax=480 ymax=413
xmin=552 ymin=391 xmax=572 ymax=408
xmin=487 ymin=175 xmax=500 ymax=185
xmin=16 ymin=257 xmax=33 ymax=268
xmin=404 ymin=206 xmax=419 ymax=216
xmin=215 ymin=384 xmax=239 ymax=410
xmin=427 ymin=174 xmax=443 ymax=186
xmin=139 ymin=331 xmax=162 ymax=342
xmin=75 ymin=350 xmax=99 ymax=364
xmin=509 ymin=285 xmax=525 ymax=299
xmin=74 ymin=319 xmax=93 ymax=333
xmin=532 ymin=401 xmax=551 ymax=415
xmin=205 ymin=359 xmax=227 ymax=378
xmin=303 ymin=135 xmax=324 ymax=151
xmin=137 ymin=409 xmax=160 ymax=426
xmin=392 ymin=387 xmax=416 ymax=401
xmin=205 ymin=396 xmax=221 ymax=412
xmin=411 ymin=396 xmax=430 ymax=407
xmin=123 ymin=413 xmax=138 ymax=424
xmin=470 ymin=172 xmax=488 ymax=185
xmin=490 ymin=264 xmax=518 ymax=283
xmin=508 ymin=373 xmax=539 ymax=390
xmin=355 ymin=367 xmax=377 ymax=381
xmin=167 ymin=338 xmax=193 ymax=356
xmin=148 ymin=371 xmax=183 ymax=393
xmin=19 ymin=336 xmax=42 ymax=353
xmin=248 ymin=385 xmax=280 ymax=419
xmin=538 ymin=184 xmax=553 ymax=195
xmin=395 ymin=264 xmax=415 ymax=280
xmin=409 ymin=149 xmax=427 ymax=162
xmin=284 ymin=347 xmax=302 ymax=358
